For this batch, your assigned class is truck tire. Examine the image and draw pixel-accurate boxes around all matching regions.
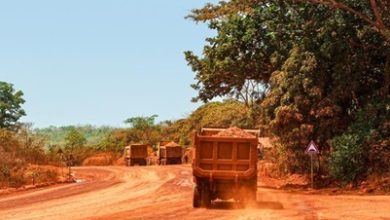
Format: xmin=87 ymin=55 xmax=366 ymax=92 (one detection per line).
xmin=201 ymin=187 xmax=211 ymax=208
xmin=247 ymin=187 xmax=257 ymax=203
xmin=242 ymin=180 xmax=257 ymax=204
xmin=193 ymin=186 xmax=201 ymax=208
xmin=249 ymin=178 xmax=257 ymax=202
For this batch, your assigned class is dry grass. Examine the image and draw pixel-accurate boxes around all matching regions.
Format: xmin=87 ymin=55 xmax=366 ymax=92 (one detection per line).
xmin=113 ymin=155 xmax=127 ymax=166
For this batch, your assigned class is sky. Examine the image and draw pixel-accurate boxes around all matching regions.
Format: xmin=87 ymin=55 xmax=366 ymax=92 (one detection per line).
xmin=0 ymin=0 xmax=218 ymax=128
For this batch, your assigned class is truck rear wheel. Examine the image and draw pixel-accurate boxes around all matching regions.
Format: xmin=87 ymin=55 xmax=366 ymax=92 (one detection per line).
xmin=247 ymin=187 xmax=257 ymax=203
xmin=201 ymin=187 xmax=211 ymax=208
xmin=241 ymin=180 xmax=257 ymax=205
xmin=193 ymin=187 xmax=201 ymax=208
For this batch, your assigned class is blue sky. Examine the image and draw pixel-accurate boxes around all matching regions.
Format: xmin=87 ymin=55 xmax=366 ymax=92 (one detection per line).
xmin=0 ymin=0 xmax=218 ymax=128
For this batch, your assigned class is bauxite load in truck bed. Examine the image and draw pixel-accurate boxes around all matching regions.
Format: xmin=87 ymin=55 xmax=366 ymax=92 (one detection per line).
xmin=158 ymin=141 xmax=183 ymax=165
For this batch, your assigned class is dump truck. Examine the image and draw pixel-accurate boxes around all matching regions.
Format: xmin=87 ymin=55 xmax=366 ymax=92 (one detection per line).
xmin=192 ymin=127 xmax=259 ymax=208
xmin=158 ymin=141 xmax=183 ymax=165
xmin=124 ymin=144 xmax=148 ymax=166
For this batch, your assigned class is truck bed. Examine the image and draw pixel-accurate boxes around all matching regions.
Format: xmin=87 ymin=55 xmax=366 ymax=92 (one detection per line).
xmin=128 ymin=144 xmax=148 ymax=159
xmin=192 ymin=134 xmax=258 ymax=180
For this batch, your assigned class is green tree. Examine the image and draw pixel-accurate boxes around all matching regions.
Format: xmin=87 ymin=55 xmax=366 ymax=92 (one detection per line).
xmin=121 ymin=115 xmax=161 ymax=146
xmin=187 ymin=0 xmax=389 ymax=175
xmin=188 ymin=0 xmax=390 ymax=96
xmin=0 ymin=81 xmax=26 ymax=129
xmin=302 ymin=0 xmax=390 ymax=95
xmin=63 ymin=128 xmax=87 ymax=165
xmin=64 ymin=128 xmax=87 ymax=149
xmin=124 ymin=114 xmax=158 ymax=130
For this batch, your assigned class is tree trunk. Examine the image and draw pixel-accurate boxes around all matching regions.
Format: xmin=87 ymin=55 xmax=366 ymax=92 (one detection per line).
xmin=384 ymin=51 xmax=390 ymax=97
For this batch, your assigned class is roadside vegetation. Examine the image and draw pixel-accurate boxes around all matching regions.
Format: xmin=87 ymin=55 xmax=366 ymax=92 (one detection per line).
xmin=185 ymin=0 xmax=390 ymax=185
xmin=34 ymin=125 xmax=113 ymax=148
xmin=0 ymin=82 xmax=64 ymax=188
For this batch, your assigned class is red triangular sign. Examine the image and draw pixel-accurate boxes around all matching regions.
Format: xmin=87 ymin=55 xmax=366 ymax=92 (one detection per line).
xmin=305 ymin=140 xmax=319 ymax=154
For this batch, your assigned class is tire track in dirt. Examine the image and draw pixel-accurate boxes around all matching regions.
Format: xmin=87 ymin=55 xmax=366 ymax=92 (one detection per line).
xmin=0 ymin=167 xmax=120 ymax=211
xmin=1 ymin=165 xmax=390 ymax=220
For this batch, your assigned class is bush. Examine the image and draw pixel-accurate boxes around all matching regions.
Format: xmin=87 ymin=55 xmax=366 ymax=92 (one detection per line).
xmin=9 ymin=174 xmax=26 ymax=188
xmin=44 ymin=170 xmax=58 ymax=182
xmin=366 ymin=99 xmax=390 ymax=174
xmin=330 ymin=133 xmax=367 ymax=182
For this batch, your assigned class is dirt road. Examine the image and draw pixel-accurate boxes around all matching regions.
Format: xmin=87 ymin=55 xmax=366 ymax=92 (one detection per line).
xmin=0 ymin=165 xmax=389 ymax=220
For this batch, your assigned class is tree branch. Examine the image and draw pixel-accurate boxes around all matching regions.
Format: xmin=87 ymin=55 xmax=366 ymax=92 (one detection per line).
xmin=370 ymin=0 xmax=385 ymax=30
xmin=302 ymin=0 xmax=376 ymax=27
xmin=296 ymin=0 xmax=390 ymax=42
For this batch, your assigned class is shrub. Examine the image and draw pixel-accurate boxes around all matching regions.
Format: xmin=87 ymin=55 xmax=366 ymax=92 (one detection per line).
xmin=42 ymin=170 xmax=58 ymax=183
xmin=330 ymin=133 xmax=367 ymax=182
xmin=9 ymin=174 xmax=26 ymax=188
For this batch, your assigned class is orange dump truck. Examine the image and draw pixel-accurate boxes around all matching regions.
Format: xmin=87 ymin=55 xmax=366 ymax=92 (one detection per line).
xmin=192 ymin=127 xmax=258 ymax=208
xmin=124 ymin=144 xmax=148 ymax=166
xmin=158 ymin=141 xmax=183 ymax=165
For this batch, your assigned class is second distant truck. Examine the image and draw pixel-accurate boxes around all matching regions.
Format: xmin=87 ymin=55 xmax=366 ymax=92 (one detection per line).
xmin=124 ymin=144 xmax=148 ymax=166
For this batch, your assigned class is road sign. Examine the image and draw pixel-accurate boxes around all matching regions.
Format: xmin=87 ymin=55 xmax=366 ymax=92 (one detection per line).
xmin=305 ymin=140 xmax=319 ymax=154
xmin=305 ymin=140 xmax=319 ymax=189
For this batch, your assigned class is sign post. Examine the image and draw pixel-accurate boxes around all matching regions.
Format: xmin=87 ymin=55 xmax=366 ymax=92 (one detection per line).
xmin=310 ymin=154 xmax=313 ymax=188
xmin=305 ymin=140 xmax=319 ymax=189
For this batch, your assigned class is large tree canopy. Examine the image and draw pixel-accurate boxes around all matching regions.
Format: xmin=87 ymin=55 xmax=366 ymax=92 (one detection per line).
xmin=187 ymin=0 xmax=390 ymax=97
xmin=186 ymin=0 xmax=390 ymax=175
xmin=0 ymin=81 xmax=26 ymax=129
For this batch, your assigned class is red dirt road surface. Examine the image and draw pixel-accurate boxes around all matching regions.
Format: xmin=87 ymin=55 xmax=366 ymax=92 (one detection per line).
xmin=1 ymin=165 xmax=390 ymax=220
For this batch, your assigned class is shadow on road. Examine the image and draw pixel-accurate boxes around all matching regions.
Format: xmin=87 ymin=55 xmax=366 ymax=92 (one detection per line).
xmin=208 ymin=201 xmax=284 ymax=210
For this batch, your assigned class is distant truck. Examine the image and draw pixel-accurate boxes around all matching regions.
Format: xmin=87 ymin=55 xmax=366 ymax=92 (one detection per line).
xmin=124 ymin=144 xmax=148 ymax=166
xmin=192 ymin=128 xmax=259 ymax=208
xmin=158 ymin=141 xmax=183 ymax=165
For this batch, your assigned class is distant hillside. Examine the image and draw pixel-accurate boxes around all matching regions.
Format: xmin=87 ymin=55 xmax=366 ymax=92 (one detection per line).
xmin=34 ymin=125 xmax=114 ymax=147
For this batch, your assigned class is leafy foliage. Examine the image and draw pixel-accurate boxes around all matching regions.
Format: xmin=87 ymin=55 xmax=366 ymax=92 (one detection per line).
xmin=34 ymin=125 xmax=113 ymax=147
xmin=64 ymin=128 xmax=87 ymax=149
xmin=328 ymin=103 xmax=389 ymax=182
xmin=0 ymin=81 xmax=26 ymax=129
xmin=330 ymin=134 xmax=367 ymax=182
xmin=163 ymin=100 xmax=251 ymax=145
xmin=0 ymin=124 xmax=51 ymax=187
xmin=99 ymin=115 xmax=162 ymax=152
xmin=124 ymin=115 xmax=158 ymax=130
xmin=187 ymin=0 xmax=390 ymax=179
xmin=63 ymin=128 xmax=89 ymax=165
